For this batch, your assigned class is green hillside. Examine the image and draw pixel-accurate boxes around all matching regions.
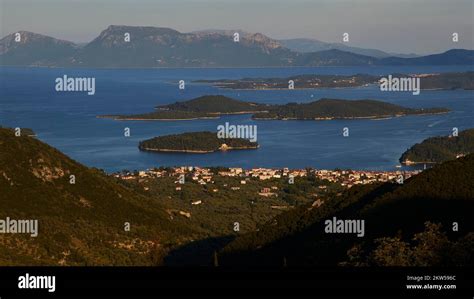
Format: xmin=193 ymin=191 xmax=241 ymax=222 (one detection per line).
xmin=400 ymin=128 xmax=474 ymax=164
xmin=0 ymin=128 xmax=193 ymax=266
xmin=219 ymin=154 xmax=474 ymax=266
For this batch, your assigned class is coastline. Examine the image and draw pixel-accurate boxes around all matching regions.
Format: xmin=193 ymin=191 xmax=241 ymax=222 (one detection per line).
xmin=139 ymin=145 xmax=259 ymax=153
xmin=97 ymin=115 xmax=220 ymax=121
xmin=252 ymin=110 xmax=450 ymax=121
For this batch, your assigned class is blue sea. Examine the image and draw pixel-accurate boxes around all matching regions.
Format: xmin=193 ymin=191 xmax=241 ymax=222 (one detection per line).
xmin=1 ymin=66 xmax=473 ymax=172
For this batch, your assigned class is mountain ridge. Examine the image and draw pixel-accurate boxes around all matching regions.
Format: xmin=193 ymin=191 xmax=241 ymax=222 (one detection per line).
xmin=1 ymin=26 xmax=472 ymax=67
xmin=279 ymin=38 xmax=419 ymax=58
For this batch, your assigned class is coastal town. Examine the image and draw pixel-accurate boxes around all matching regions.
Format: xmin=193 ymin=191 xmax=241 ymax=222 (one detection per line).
xmin=114 ymin=166 xmax=423 ymax=189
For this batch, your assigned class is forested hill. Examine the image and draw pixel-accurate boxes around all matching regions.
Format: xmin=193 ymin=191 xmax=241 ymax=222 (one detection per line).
xmin=219 ymin=154 xmax=474 ymax=266
xmin=400 ymin=128 xmax=474 ymax=164
xmin=0 ymin=128 xmax=194 ymax=265
xmin=105 ymin=95 xmax=270 ymax=120
xmin=157 ymin=95 xmax=269 ymax=113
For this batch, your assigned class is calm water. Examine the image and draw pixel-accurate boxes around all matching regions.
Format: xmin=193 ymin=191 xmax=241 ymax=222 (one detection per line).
xmin=1 ymin=66 xmax=473 ymax=172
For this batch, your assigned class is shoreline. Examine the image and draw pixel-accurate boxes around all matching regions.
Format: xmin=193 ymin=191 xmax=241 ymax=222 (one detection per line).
xmin=97 ymin=110 xmax=269 ymax=121
xmin=99 ymin=110 xmax=450 ymax=122
xmin=199 ymin=84 xmax=375 ymax=91
xmin=139 ymin=145 xmax=259 ymax=153
xmin=97 ymin=115 xmax=220 ymax=121
xmin=252 ymin=111 xmax=450 ymax=121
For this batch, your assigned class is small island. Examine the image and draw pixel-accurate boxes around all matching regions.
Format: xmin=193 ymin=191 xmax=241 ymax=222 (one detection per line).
xmin=195 ymin=72 xmax=474 ymax=90
xmin=251 ymin=98 xmax=450 ymax=120
xmin=138 ymin=131 xmax=259 ymax=153
xmin=400 ymin=128 xmax=474 ymax=164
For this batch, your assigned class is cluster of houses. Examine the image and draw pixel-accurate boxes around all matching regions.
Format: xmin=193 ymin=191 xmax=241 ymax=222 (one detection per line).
xmin=314 ymin=169 xmax=421 ymax=188
xmin=113 ymin=166 xmax=421 ymax=190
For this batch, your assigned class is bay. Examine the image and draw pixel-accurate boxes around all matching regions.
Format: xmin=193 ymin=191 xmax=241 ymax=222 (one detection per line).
xmin=1 ymin=65 xmax=473 ymax=172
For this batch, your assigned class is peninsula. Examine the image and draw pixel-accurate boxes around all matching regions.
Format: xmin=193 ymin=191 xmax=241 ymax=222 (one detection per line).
xmin=196 ymin=72 xmax=474 ymax=90
xmin=400 ymin=128 xmax=474 ymax=164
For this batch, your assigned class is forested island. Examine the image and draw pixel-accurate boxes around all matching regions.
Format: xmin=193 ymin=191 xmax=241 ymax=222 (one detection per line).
xmin=138 ymin=131 xmax=259 ymax=153
xmin=195 ymin=72 xmax=474 ymax=90
xmin=99 ymin=95 xmax=270 ymax=120
xmin=155 ymin=95 xmax=269 ymax=113
xmin=101 ymin=95 xmax=449 ymax=121
xmin=400 ymin=128 xmax=474 ymax=164
xmin=251 ymin=98 xmax=449 ymax=120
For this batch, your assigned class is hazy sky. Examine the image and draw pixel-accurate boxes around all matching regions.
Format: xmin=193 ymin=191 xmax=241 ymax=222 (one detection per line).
xmin=1 ymin=0 xmax=473 ymax=54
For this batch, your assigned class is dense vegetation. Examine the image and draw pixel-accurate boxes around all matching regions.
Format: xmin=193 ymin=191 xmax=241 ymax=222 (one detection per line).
xmin=400 ymin=128 xmax=474 ymax=163
xmin=106 ymin=95 xmax=269 ymax=120
xmin=0 ymin=128 xmax=195 ymax=265
xmin=157 ymin=95 xmax=269 ymax=113
xmin=219 ymin=154 xmax=474 ymax=266
xmin=252 ymin=98 xmax=449 ymax=120
xmin=2 ymin=125 xmax=473 ymax=266
xmin=0 ymin=127 xmax=342 ymax=266
xmin=120 ymin=173 xmax=341 ymax=265
xmin=138 ymin=131 xmax=258 ymax=153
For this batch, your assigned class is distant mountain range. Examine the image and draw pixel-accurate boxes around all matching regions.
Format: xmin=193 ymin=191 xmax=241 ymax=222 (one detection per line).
xmin=279 ymin=38 xmax=419 ymax=58
xmin=1 ymin=25 xmax=473 ymax=67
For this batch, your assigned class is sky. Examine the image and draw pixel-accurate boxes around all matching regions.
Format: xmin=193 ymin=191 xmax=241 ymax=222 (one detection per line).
xmin=0 ymin=0 xmax=473 ymax=55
